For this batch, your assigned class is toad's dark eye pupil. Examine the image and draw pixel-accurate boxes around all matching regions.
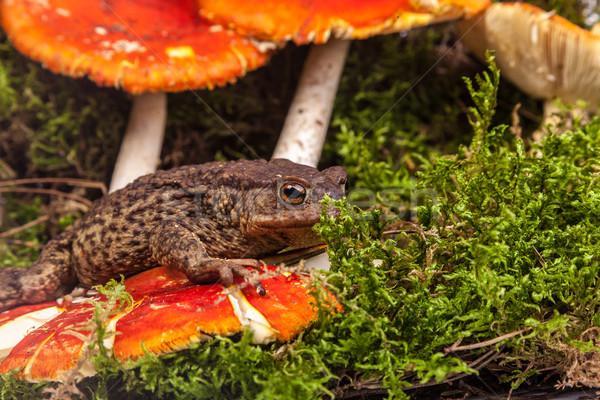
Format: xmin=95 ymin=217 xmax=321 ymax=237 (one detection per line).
xmin=281 ymin=183 xmax=307 ymax=205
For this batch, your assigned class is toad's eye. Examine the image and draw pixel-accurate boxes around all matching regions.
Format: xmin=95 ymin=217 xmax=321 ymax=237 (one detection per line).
xmin=280 ymin=182 xmax=307 ymax=205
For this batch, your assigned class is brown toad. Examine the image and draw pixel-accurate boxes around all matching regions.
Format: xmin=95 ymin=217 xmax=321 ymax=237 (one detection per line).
xmin=0 ymin=159 xmax=347 ymax=311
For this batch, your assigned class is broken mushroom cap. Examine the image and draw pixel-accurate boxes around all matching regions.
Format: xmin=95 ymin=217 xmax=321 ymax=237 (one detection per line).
xmin=0 ymin=266 xmax=340 ymax=381
xmin=0 ymin=0 xmax=271 ymax=93
xmin=198 ymin=0 xmax=491 ymax=44
xmin=0 ymin=303 xmax=95 ymax=382
xmin=458 ymin=2 xmax=600 ymax=106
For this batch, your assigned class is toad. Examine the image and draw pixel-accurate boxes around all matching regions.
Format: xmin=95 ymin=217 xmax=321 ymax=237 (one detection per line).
xmin=0 ymin=159 xmax=347 ymax=311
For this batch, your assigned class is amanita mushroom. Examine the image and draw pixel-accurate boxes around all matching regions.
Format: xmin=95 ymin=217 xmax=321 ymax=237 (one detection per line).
xmin=0 ymin=0 xmax=271 ymax=191
xmin=458 ymin=2 xmax=600 ymax=109
xmin=0 ymin=266 xmax=340 ymax=382
xmin=198 ymin=0 xmax=491 ymax=166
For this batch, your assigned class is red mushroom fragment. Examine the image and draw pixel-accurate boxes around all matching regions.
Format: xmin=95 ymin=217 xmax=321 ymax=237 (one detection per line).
xmin=198 ymin=0 xmax=491 ymax=166
xmin=233 ymin=270 xmax=337 ymax=342
xmin=0 ymin=265 xmax=340 ymax=381
xmin=113 ymin=273 xmax=243 ymax=359
xmin=1 ymin=303 xmax=99 ymax=382
xmin=458 ymin=3 xmax=600 ymax=110
xmin=0 ymin=303 xmax=64 ymax=360
xmin=0 ymin=0 xmax=272 ymax=191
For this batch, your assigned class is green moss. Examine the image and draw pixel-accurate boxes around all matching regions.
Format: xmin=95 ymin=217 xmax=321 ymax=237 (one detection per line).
xmin=0 ymin=371 xmax=50 ymax=400
xmin=0 ymin=196 xmax=44 ymax=267
xmin=1 ymin=2 xmax=599 ymax=398
xmin=0 ymin=31 xmax=128 ymax=182
xmin=317 ymin=56 xmax=600 ymax=394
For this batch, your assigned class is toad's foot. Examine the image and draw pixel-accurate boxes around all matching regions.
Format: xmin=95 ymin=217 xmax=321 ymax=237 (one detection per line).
xmin=185 ymin=258 xmax=266 ymax=294
xmin=148 ymin=223 xmax=268 ymax=294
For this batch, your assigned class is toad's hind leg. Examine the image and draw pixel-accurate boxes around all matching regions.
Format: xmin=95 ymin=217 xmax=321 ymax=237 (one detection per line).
xmin=0 ymin=230 xmax=77 ymax=312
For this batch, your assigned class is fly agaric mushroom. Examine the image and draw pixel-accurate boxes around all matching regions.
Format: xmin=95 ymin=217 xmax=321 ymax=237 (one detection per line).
xmin=458 ymin=2 xmax=600 ymax=111
xmin=0 ymin=0 xmax=271 ymax=192
xmin=198 ymin=0 xmax=491 ymax=166
xmin=0 ymin=265 xmax=340 ymax=382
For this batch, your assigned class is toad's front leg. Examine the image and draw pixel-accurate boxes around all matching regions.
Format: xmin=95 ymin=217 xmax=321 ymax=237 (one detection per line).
xmin=148 ymin=222 xmax=263 ymax=289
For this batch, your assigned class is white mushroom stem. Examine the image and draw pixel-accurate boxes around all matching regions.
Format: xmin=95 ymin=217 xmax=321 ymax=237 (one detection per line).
xmin=271 ymin=38 xmax=350 ymax=167
xmin=109 ymin=92 xmax=167 ymax=193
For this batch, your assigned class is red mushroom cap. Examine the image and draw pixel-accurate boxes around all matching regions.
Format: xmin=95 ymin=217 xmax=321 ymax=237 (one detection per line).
xmin=197 ymin=0 xmax=491 ymax=44
xmin=0 ymin=0 xmax=272 ymax=93
xmin=0 ymin=266 xmax=340 ymax=381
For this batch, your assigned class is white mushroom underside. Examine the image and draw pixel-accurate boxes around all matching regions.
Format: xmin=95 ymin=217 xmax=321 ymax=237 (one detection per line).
xmin=458 ymin=3 xmax=600 ymax=107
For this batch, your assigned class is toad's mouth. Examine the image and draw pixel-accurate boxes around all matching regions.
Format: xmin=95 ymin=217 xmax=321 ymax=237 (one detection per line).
xmin=245 ymin=214 xmax=321 ymax=235
xmin=244 ymin=204 xmax=341 ymax=236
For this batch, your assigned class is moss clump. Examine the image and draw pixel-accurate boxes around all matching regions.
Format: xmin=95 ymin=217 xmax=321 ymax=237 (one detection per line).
xmin=315 ymin=55 xmax=600 ymax=395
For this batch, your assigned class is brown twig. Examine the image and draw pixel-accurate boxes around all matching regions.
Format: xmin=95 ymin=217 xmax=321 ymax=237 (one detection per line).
xmin=507 ymin=361 xmax=535 ymax=400
xmin=0 ymin=187 xmax=93 ymax=206
xmin=445 ymin=327 xmax=532 ymax=353
xmin=532 ymin=245 xmax=546 ymax=267
xmin=0 ymin=216 xmax=49 ymax=239
xmin=335 ymin=348 xmax=506 ymax=398
xmin=2 ymin=239 xmax=44 ymax=249
xmin=0 ymin=177 xmax=107 ymax=196
xmin=405 ymin=347 xmax=504 ymax=391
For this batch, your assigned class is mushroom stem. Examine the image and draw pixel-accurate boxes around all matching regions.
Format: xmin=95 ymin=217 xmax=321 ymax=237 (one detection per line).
xmin=109 ymin=92 xmax=167 ymax=193
xmin=271 ymin=38 xmax=350 ymax=167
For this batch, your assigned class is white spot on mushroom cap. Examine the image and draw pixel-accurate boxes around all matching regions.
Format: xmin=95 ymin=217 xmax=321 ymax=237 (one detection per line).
xmin=100 ymin=50 xmax=115 ymax=60
xmin=30 ymin=0 xmax=50 ymax=9
xmin=250 ymin=39 xmax=277 ymax=53
xmin=111 ymin=40 xmax=146 ymax=54
xmin=95 ymin=26 xmax=108 ymax=36
xmin=166 ymin=46 xmax=195 ymax=59
xmin=410 ymin=0 xmax=440 ymax=13
xmin=55 ymin=7 xmax=70 ymax=17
